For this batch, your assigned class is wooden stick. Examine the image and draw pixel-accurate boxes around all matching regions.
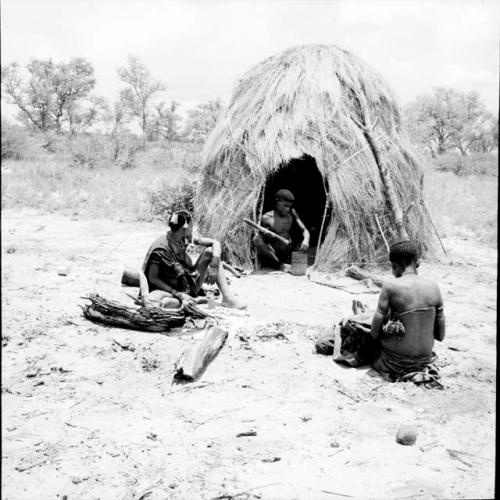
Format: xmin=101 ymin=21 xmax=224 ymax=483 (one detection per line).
xmin=254 ymin=187 xmax=266 ymax=271
xmin=374 ymin=214 xmax=390 ymax=253
xmin=403 ymin=201 xmax=415 ymax=218
xmin=243 ymin=218 xmax=290 ymax=246
xmin=309 ymin=276 xmax=379 ymax=294
xmin=222 ymin=261 xmax=242 ymax=278
xmin=423 ymin=198 xmax=447 ymax=256
xmin=447 ymin=449 xmax=472 ymax=468
xmin=320 ymin=490 xmax=354 ymax=498
xmin=314 ymin=199 xmax=330 ymax=268
xmin=174 ymin=326 xmax=228 ymax=382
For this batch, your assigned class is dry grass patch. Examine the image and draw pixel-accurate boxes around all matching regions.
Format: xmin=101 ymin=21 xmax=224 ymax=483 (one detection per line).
xmin=424 ymin=158 xmax=497 ymax=246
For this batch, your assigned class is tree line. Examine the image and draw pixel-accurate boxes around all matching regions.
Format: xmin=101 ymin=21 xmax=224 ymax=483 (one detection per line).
xmin=404 ymin=87 xmax=497 ymax=156
xmin=1 ymin=55 xmax=222 ymax=146
xmin=2 ymin=56 xmax=497 ymax=155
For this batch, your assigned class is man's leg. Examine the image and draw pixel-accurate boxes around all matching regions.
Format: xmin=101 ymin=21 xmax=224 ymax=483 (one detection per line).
xmin=253 ymin=234 xmax=281 ymax=268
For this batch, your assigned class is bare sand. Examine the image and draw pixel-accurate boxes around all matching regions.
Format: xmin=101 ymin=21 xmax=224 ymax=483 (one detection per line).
xmin=1 ymin=209 xmax=496 ymax=499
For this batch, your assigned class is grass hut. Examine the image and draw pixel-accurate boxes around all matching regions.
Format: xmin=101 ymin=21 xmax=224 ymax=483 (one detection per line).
xmin=196 ymin=45 xmax=434 ymax=270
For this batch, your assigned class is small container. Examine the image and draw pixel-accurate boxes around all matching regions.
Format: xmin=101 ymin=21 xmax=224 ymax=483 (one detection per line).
xmin=291 ymin=251 xmax=308 ymax=276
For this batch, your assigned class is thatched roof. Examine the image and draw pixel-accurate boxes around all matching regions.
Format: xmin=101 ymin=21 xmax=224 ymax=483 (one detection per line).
xmin=196 ymin=44 xmax=434 ymax=269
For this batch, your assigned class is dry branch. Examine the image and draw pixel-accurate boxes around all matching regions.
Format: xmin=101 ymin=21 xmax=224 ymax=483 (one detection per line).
xmin=174 ymin=326 xmax=228 ymax=382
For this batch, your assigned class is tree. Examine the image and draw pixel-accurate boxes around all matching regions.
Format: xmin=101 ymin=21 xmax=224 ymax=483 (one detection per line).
xmin=1 ymin=58 xmax=96 ymax=134
xmin=404 ymin=87 xmax=495 ymax=156
xmin=2 ymin=61 xmax=54 ymax=132
xmin=51 ymin=58 xmax=96 ymax=133
xmin=66 ymin=95 xmax=108 ymax=136
xmin=103 ymin=100 xmax=135 ymax=162
xmin=184 ymin=99 xmax=223 ymax=143
xmin=149 ymin=101 xmax=182 ymax=141
xmin=117 ymin=55 xmax=165 ymax=147
xmin=104 ymin=100 xmax=129 ymax=136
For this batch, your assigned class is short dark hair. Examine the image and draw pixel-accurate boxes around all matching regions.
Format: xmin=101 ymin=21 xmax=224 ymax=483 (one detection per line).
xmin=275 ymin=189 xmax=295 ymax=203
xmin=389 ymin=240 xmax=420 ymax=268
xmin=168 ymin=210 xmax=192 ymax=231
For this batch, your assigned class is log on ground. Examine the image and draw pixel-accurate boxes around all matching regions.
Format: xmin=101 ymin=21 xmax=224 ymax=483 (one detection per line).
xmin=345 ymin=266 xmax=384 ymax=288
xmin=82 ymin=293 xmax=185 ymax=332
xmin=174 ymin=326 xmax=228 ymax=382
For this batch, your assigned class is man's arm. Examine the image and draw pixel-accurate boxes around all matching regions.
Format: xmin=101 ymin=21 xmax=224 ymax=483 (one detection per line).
xmin=371 ymin=283 xmax=391 ymax=340
xmin=291 ymin=209 xmax=310 ymax=251
xmin=260 ymin=213 xmax=273 ymax=231
xmin=434 ymin=288 xmax=445 ymax=341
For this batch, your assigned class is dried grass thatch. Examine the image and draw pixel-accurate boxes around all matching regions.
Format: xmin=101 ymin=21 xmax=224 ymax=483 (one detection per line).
xmin=196 ymin=45 xmax=435 ymax=270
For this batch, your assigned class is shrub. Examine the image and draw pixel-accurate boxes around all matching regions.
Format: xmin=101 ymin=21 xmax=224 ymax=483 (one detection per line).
xmin=107 ymin=131 xmax=141 ymax=168
xmin=69 ymin=134 xmax=110 ymax=168
xmin=148 ymin=176 xmax=198 ymax=220
xmin=1 ymin=120 xmax=27 ymax=160
xmin=434 ymin=152 xmax=497 ymax=176
xmin=119 ymin=141 xmax=139 ymax=170
xmin=146 ymin=140 xmax=203 ymax=173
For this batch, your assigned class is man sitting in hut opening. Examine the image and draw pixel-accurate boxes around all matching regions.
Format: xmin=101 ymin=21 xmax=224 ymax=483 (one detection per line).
xmin=142 ymin=210 xmax=246 ymax=310
xmin=316 ymin=241 xmax=446 ymax=383
xmin=253 ymin=189 xmax=310 ymax=272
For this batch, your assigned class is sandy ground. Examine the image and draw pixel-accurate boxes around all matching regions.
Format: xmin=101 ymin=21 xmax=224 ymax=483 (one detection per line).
xmin=1 ymin=208 xmax=496 ymax=500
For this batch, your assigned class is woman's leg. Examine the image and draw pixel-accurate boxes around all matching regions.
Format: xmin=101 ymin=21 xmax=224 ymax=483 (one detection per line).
xmin=195 ymin=248 xmax=246 ymax=309
xmin=144 ymin=290 xmax=181 ymax=309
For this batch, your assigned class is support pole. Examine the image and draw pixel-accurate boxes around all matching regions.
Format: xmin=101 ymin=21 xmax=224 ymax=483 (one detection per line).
xmin=423 ymin=198 xmax=447 ymax=256
xmin=313 ymin=199 xmax=330 ymax=268
xmin=364 ymin=130 xmax=409 ymax=240
xmin=353 ymin=104 xmax=409 ymax=241
xmin=374 ymin=214 xmax=390 ymax=253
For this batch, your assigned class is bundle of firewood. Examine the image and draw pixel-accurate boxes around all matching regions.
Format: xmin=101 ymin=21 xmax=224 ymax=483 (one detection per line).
xmin=81 ymin=293 xmax=186 ymax=332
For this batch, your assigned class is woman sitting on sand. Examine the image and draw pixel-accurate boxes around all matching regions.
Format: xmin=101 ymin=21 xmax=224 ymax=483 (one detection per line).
xmin=316 ymin=241 xmax=445 ymax=384
xmin=141 ymin=210 xmax=245 ymax=310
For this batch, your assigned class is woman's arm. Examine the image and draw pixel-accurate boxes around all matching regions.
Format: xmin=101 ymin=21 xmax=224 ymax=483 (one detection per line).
xmin=371 ymin=284 xmax=391 ymax=340
xmin=192 ymin=236 xmax=221 ymax=260
xmin=434 ymin=288 xmax=445 ymax=341
xmin=148 ymin=263 xmax=178 ymax=294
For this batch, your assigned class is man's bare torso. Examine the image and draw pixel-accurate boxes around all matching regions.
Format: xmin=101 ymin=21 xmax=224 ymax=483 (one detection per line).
xmin=263 ymin=210 xmax=293 ymax=240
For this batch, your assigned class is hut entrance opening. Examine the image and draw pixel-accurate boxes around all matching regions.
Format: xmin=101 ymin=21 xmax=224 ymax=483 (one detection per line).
xmin=261 ymin=155 xmax=329 ymax=259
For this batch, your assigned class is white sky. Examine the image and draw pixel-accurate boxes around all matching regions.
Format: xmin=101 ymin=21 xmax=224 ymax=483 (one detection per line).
xmin=1 ymin=0 xmax=499 ymax=117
